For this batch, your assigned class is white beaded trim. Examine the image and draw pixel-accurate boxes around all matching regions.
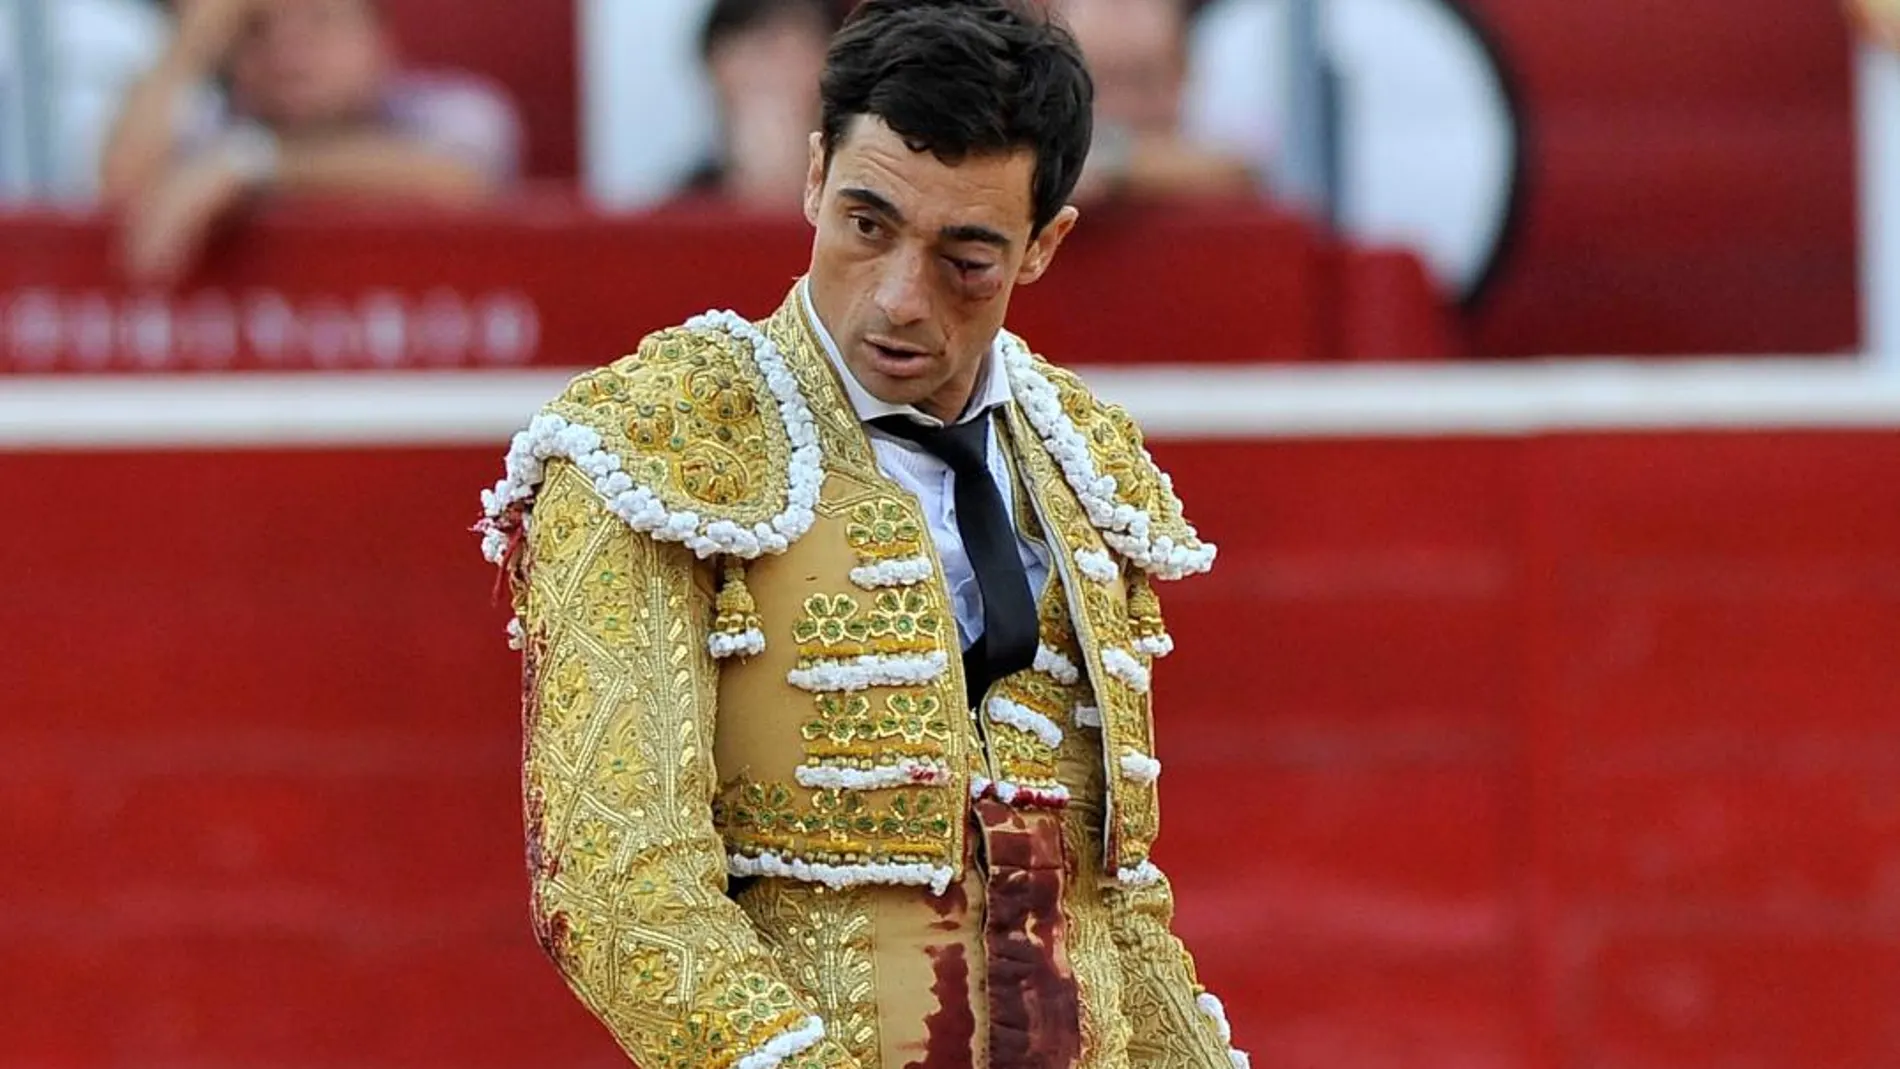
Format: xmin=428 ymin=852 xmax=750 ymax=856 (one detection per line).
xmin=1119 ymin=749 xmax=1162 ymax=784
xmin=708 ymin=629 xmax=766 ymax=659
xmin=847 ymin=555 xmax=935 ymax=589
xmin=477 ymin=310 xmax=822 ymax=563
xmin=987 ymin=696 xmax=1064 ymax=749
xmin=1002 ymin=333 xmax=1216 ymax=581
xmin=728 ymin=850 xmax=956 ymax=896
xmin=970 ymin=776 xmax=1071 ymax=808
xmin=1102 ymin=648 xmax=1152 ymax=694
xmin=794 ymin=758 xmax=950 ymax=791
xmin=1116 ymin=859 xmax=1164 ymax=887
xmin=1072 ymin=704 xmax=1103 ymax=729
xmin=735 ymin=1016 xmax=828 ymax=1069
xmin=1075 ymin=547 xmax=1118 ymax=583
xmin=1196 ymin=992 xmax=1252 ymax=1069
xmin=787 ymin=650 xmax=949 ymax=693
xmin=1131 ymin=633 xmax=1175 ymax=658
xmin=505 ymin=616 xmax=525 ymax=650
xmin=1034 ymin=644 xmax=1082 ymax=685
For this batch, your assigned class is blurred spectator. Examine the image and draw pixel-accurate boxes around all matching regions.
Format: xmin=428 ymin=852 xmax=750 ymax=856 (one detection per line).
xmin=677 ymin=0 xmax=837 ymax=210
xmin=1055 ymin=0 xmax=1259 ymax=201
xmin=0 ymin=0 xmax=166 ymax=202
xmin=101 ymin=0 xmax=522 ymax=284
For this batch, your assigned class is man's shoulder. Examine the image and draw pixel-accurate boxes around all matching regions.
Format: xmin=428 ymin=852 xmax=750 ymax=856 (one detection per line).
xmin=511 ymin=312 xmax=818 ymax=559
xmin=1002 ymin=335 xmax=1217 ymax=581
xmin=548 ymin=316 xmax=762 ymax=418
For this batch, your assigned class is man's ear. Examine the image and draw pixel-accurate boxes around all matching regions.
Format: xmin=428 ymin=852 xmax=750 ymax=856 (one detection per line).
xmin=1016 ymin=205 xmax=1080 ymax=286
xmin=803 ymin=131 xmax=825 ymax=226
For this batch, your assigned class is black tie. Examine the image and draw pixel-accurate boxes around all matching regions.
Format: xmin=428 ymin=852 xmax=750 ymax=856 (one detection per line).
xmin=872 ymin=411 xmax=1038 ymax=708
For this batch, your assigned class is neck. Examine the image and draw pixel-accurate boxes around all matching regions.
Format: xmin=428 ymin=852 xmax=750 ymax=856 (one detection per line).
xmin=919 ymin=364 xmax=984 ymax=424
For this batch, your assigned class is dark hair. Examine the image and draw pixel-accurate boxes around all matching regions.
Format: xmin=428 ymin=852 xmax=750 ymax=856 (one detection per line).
xmin=700 ymin=0 xmax=839 ymax=60
xmin=820 ymin=0 xmax=1094 ymax=234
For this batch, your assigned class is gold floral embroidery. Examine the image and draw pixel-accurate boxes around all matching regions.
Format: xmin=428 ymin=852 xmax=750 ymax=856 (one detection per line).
xmin=991 ymin=726 xmax=1061 ymax=786
xmin=793 ymin=594 xmax=870 ymax=647
xmin=866 ymin=588 xmax=938 ymax=643
xmin=547 ymin=326 xmax=790 ymax=523
xmin=791 ymin=590 xmax=943 ymax=658
xmin=714 ymin=783 xmax=956 ymax=862
xmin=845 ymin=497 xmax=925 ymax=563
xmin=878 ymin=692 xmax=948 ymax=746
xmin=735 ymin=881 xmax=881 ymax=1065
xmin=990 ymin=667 xmax=1081 ymax=790
xmin=799 ymin=692 xmax=952 ymax=759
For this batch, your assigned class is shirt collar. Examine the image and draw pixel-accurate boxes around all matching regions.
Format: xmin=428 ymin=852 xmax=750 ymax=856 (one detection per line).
xmin=799 ymin=277 xmax=1013 ymax=429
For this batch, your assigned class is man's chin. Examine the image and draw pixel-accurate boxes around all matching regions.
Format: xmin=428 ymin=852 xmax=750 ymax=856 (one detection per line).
xmin=851 ymin=364 xmax=938 ymax=407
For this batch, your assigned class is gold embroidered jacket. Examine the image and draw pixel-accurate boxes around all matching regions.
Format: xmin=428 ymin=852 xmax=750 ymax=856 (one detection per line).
xmin=477 ymin=287 xmax=1247 ymax=1069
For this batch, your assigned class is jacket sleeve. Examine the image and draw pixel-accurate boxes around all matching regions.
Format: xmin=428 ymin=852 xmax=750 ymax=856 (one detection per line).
xmin=516 ymin=459 xmax=859 ymax=1069
xmin=1104 ymin=870 xmax=1252 ymax=1069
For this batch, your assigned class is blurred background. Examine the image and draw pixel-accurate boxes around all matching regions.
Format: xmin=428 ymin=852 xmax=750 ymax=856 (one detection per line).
xmin=4 ymin=0 xmax=1900 ymax=1066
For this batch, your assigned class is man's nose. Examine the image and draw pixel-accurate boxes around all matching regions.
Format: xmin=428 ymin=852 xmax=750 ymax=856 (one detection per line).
xmin=873 ymin=247 xmax=931 ymax=328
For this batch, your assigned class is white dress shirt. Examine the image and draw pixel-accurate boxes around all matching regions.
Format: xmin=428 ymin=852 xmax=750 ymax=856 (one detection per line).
xmin=801 ymin=280 xmax=1052 ymax=649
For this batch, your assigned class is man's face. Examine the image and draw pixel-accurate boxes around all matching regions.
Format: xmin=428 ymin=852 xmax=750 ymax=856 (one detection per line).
xmin=1060 ymin=0 xmax=1186 ymax=136
xmin=229 ymin=0 xmax=389 ymax=130
xmin=802 ymin=116 xmax=1077 ymax=423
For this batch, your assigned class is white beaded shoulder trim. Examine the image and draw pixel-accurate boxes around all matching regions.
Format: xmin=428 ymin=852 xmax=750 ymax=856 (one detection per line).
xmin=735 ymin=1016 xmax=829 ymax=1069
xmin=477 ymin=310 xmax=822 ymax=563
xmin=728 ymin=850 xmax=956 ymax=896
xmin=1002 ymin=333 xmax=1216 ymax=580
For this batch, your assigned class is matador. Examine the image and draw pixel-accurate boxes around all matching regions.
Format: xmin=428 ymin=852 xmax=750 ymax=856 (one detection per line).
xmin=477 ymin=3 xmax=1248 ymax=1066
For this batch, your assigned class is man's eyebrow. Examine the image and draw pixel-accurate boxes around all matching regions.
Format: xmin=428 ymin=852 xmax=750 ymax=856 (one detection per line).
xmin=840 ymin=187 xmax=904 ymax=222
xmin=940 ymin=224 xmax=1013 ymax=251
xmin=838 ymin=187 xmax=1014 ymax=252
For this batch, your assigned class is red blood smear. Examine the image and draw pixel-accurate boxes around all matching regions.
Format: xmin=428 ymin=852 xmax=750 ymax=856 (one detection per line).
xmin=980 ymin=804 xmax=1082 ymax=1069
xmin=907 ymin=944 xmax=975 ymax=1069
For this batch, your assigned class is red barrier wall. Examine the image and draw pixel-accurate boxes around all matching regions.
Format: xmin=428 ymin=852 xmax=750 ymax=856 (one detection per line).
xmin=8 ymin=426 xmax=1897 ymax=1068
xmin=0 ymin=207 xmax=1452 ymax=372
xmin=1449 ymin=0 xmax=1857 ymax=356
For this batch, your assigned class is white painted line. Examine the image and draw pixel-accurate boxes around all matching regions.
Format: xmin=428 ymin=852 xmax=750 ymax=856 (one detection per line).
xmin=3 ymin=360 xmax=1900 ymax=451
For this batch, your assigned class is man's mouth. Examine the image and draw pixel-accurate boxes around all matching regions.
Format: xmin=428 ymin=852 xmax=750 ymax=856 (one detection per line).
xmin=863 ymin=339 xmax=933 ymax=379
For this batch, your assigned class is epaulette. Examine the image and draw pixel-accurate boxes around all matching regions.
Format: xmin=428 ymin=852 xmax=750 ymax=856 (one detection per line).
xmin=477 ymin=310 xmax=822 ymax=564
xmin=999 ymin=333 xmax=1216 ymax=581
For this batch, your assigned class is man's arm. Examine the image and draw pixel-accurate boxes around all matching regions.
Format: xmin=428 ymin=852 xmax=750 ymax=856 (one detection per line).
xmin=118 ymin=131 xmax=502 ymax=286
xmin=100 ymin=0 xmax=250 ymax=206
xmin=517 ymin=459 xmax=858 ymax=1069
xmin=269 ymin=130 xmax=504 ymax=204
